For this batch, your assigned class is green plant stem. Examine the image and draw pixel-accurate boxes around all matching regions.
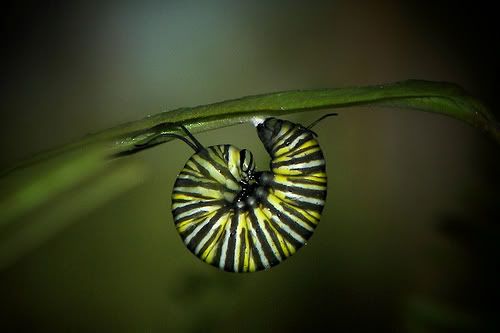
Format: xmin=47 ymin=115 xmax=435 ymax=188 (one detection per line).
xmin=2 ymin=80 xmax=498 ymax=177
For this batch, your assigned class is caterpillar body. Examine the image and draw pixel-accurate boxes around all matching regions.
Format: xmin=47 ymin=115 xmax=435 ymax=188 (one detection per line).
xmin=172 ymin=118 xmax=327 ymax=272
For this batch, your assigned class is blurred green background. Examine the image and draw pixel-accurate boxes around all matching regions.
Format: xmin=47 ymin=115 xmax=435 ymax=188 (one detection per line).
xmin=0 ymin=1 xmax=498 ymax=332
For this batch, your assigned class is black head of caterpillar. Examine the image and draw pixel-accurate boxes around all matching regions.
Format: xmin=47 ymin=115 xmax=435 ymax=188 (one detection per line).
xmin=164 ymin=115 xmax=335 ymax=273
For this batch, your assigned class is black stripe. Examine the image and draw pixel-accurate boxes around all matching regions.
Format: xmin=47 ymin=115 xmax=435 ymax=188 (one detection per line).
xmin=275 ymin=175 xmax=327 ymax=188
xmin=283 ymin=196 xmax=324 ymax=213
xmin=177 ymin=222 xmax=198 ymax=239
xmin=211 ymin=236 xmax=223 ymax=269
xmin=280 ymin=137 xmax=321 ymax=157
xmin=281 ymin=144 xmax=319 ymax=158
xmin=271 ymin=128 xmax=306 ymax=155
xmin=196 ymin=215 xmax=228 ymax=260
xmin=285 ymin=177 xmax=327 ymax=186
xmin=263 ymin=212 xmax=303 ymax=251
xmin=261 ymin=215 xmax=287 ymax=260
xmin=269 ymin=124 xmax=294 ymax=148
xmin=248 ymin=210 xmax=277 ymax=268
xmin=260 ymin=196 xmax=312 ymax=241
xmin=190 ymin=152 xmax=237 ymax=184
xmin=215 ymin=145 xmax=225 ymax=158
xmin=301 ymin=208 xmax=323 ymax=223
xmin=238 ymin=227 xmax=247 ymax=272
xmin=224 ymin=213 xmax=239 ymax=271
xmin=174 ymin=177 xmax=226 ymax=192
xmin=271 ymin=151 xmax=324 ymax=168
xmin=288 ymin=164 xmax=326 ymax=175
xmin=172 ymin=191 xmax=219 ymax=201
xmin=239 ymin=150 xmax=246 ymax=170
xmin=172 ymin=198 xmax=192 ymax=204
xmin=189 ymin=156 xmax=216 ymax=180
xmin=172 ymin=200 xmax=225 ymax=217
xmin=223 ymin=144 xmax=230 ymax=161
xmin=275 ymin=135 xmax=316 ymax=159
xmin=271 ymin=182 xmax=327 ymax=200
xmin=174 ymin=208 xmax=214 ymax=225
xmin=185 ymin=208 xmax=229 ymax=252
xmin=271 ymin=127 xmax=301 ymax=154
xmin=281 ymin=202 xmax=320 ymax=229
xmin=247 ymin=226 xmax=264 ymax=271
xmin=249 ymin=151 xmax=254 ymax=169
xmin=260 ymin=200 xmax=304 ymax=250
xmin=281 ymin=194 xmax=324 ymax=213
xmin=252 ymin=210 xmax=280 ymax=267
xmin=250 ymin=209 xmax=280 ymax=269
xmin=206 ymin=147 xmax=230 ymax=169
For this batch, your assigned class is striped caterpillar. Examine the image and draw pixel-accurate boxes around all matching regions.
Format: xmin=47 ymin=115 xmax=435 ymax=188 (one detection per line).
xmin=170 ymin=116 xmax=332 ymax=272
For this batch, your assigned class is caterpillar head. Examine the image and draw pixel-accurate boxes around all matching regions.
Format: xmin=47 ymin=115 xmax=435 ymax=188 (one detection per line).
xmin=238 ymin=149 xmax=255 ymax=181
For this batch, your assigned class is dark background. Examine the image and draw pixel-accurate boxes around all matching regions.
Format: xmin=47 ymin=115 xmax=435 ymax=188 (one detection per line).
xmin=0 ymin=1 xmax=498 ymax=332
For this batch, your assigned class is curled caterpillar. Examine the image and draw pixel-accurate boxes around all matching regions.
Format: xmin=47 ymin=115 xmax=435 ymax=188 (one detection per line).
xmin=167 ymin=116 xmax=332 ymax=273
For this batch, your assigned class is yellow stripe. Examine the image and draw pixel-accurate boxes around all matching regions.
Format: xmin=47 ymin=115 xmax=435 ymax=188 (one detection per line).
xmin=248 ymin=255 xmax=256 ymax=273
xmin=176 ymin=210 xmax=216 ymax=233
xmin=233 ymin=214 xmax=242 ymax=271
xmin=274 ymin=135 xmax=312 ymax=157
xmin=226 ymin=146 xmax=242 ymax=181
xmin=194 ymin=154 xmax=240 ymax=191
xmin=302 ymin=174 xmax=327 ymax=182
xmin=207 ymin=148 xmax=228 ymax=169
xmin=260 ymin=204 xmax=290 ymax=257
xmin=282 ymin=200 xmax=319 ymax=225
xmin=201 ymin=213 xmax=230 ymax=263
xmin=253 ymin=207 xmax=282 ymax=261
xmin=273 ymin=145 xmax=320 ymax=163
xmin=267 ymin=192 xmax=316 ymax=230
xmin=173 ymin=186 xmax=223 ymax=200
xmin=306 ymin=209 xmax=321 ymax=219
xmin=271 ymin=167 xmax=303 ymax=176
xmin=172 ymin=193 xmax=194 ymax=201
xmin=243 ymin=215 xmax=252 ymax=272
xmin=186 ymin=160 xmax=200 ymax=173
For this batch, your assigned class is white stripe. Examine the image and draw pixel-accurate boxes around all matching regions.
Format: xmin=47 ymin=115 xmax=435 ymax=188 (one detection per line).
xmin=247 ymin=215 xmax=270 ymax=269
xmin=194 ymin=212 xmax=229 ymax=255
xmin=172 ymin=198 xmax=226 ymax=210
xmin=174 ymin=205 xmax=221 ymax=220
xmin=218 ymin=216 xmax=233 ymax=269
xmin=266 ymin=213 xmax=306 ymax=244
xmin=288 ymin=159 xmax=325 ymax=170
xmin=233 ymin=214 xmax=244 ymax=272
xmin=267 ymin=194 xmax=314 ymax=232
xmin=174 ymin=186 xmax=222 ymax=199
xmin=273 ymin=179 xmax=326 ymax=191
xmin=193 ymin=155 xmax=240 ymax=191
xmin=184 ymin=213 xmax=214 ymax=245
xmin=287 ymin=133 xmax=309 ymax=150
xmin=274 ymin=190 xmax=325 ymax=206
xmin=254 ymin=208 xmax=282 ymax=262
xmin=178 ymin=173 xmax=217 ymax=184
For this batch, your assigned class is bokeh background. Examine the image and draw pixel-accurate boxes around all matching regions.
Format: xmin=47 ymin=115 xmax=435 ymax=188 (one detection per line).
xmin=0 ymin=1 xmax=498 ymax=332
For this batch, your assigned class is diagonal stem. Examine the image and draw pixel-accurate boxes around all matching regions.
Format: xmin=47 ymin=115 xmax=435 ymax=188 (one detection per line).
xmin=1 ymin=80 xmax=498 ymax=177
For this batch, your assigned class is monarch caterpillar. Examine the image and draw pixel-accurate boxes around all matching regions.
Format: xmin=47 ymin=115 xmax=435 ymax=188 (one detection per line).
xmin=160 ymin=115 xmax=334 ymax=272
